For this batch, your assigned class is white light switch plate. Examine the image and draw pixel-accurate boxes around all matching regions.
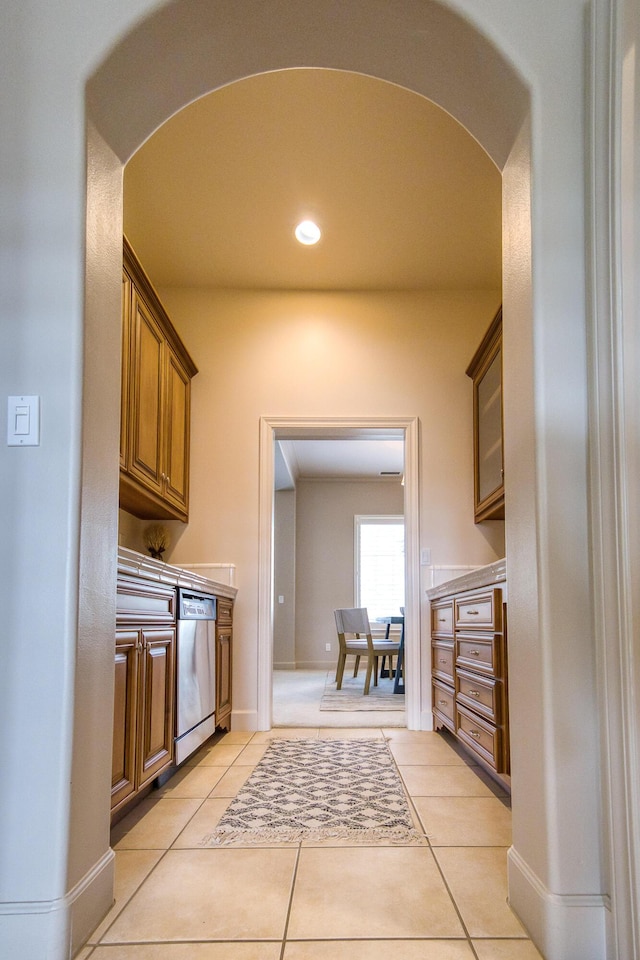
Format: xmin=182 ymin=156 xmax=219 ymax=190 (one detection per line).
xmin=7 ymin=396 xmax=40 ymax=446
xmin=420 ymin=548 xmax=432 ymax=565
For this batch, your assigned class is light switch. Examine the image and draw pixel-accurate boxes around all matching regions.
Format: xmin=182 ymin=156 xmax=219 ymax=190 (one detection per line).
xmin=278 ymin=595 xmax=285 ymax=604
xmin=7 ymin=396 xmax=40 ymax=446
xmin=14 ymin=405 xmax=30 ymax=434
xmin=420 ymin=548 xmax=432 ymax=565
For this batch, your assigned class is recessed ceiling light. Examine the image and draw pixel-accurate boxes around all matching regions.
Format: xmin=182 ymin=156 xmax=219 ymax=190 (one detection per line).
xmin=295 ymin=220 xmax=321 ymax=245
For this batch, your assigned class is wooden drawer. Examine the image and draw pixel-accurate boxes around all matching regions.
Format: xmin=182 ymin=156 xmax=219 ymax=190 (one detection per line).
xmin=456 ymin=668 xmax=501 ymax=724
xmin=455 ymin=589 xmax=501 ymax=631
xmin=432 ymin=679 xmax=456 ymax=732
xmin=432 ymin=640 xmax=455 ymax=684
xmin=431 ymin=599 xmax=454 ymax=637
xmin=116 ymin=576 xmax=176 ymax=625
xmin=456 ymin=634 xmax=501 ymax=677
xmin=216 ymin=598 xmax=233 ymax=626
xmin=456 ymin=703 xmax=502 ymax=771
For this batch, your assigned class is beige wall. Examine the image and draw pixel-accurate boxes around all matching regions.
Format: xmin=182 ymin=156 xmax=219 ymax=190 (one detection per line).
xmin=273 ymin=488 xmax=296 ymax=667
xmin=293 ymin=478 xmax=404 ymax=668
xmin=154 ymin=286 xmax=504 ymax=721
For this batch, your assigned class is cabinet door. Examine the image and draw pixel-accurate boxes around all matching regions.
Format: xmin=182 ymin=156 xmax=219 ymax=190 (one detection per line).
xmin=120 ymin=269 xmax=132 ymax=470
xmin=467 ymin=307 xmax=504 ymax=522
xmin=216 ymin=630 xmax=232 ymax=731
xmin=127 ymin=291 xmax=165 ymax=498
xmin=216 ymin=600 xmax=233 ymax=731
xmin=112 ymin=631 xmax=139 ymax=810
xmin=137 ymin=627 xmax=175 ymax=789
xmin=474 ymin=338 xmax=503 ymax=514
xmin=162 ymin=349 xmax=191 ymax=515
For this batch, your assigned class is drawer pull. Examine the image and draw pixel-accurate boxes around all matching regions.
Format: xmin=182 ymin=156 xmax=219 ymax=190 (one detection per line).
xmin=470 ymin=730 xmax=481 ymax=739
xmin=469 ymin=649 xmax=481 ymax=656
xmin=438 ymin=699 xmax=448 ymax=706
xmin=468 ymin=690 xmax=480 ymax=697
xmin=439 ymin=658 xmax=448 ymax=663
xmin=467 ymin=610 xmax=479 ymax=615
xmin=439 ymin=617 xmax=447 ymax=622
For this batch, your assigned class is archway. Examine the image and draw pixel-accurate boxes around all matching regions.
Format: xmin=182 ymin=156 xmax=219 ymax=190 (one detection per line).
xmin=81 ymin=3 xmax=591 ymax=958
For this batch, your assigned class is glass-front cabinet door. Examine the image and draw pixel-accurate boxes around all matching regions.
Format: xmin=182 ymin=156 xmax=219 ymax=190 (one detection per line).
xmin=466 ymin=308 xmax=504 ymax=522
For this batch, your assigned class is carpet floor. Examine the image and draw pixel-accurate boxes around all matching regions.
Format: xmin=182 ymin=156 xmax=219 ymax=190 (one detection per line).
xmin=320 ymin=671 xmax=405 ymax=711
xmin=272 ymin=668 xmax=406 ymax=727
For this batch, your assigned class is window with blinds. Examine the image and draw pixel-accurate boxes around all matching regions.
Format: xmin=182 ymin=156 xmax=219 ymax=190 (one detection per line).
xmin=355 ymin=515 xmax=405 ymax=622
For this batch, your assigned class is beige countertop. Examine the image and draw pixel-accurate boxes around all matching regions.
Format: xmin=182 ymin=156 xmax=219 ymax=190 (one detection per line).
xmin=425 ymin=558 xmax=506 ymax=601
xmin=117 ymin=547 xmax=238 ymax=601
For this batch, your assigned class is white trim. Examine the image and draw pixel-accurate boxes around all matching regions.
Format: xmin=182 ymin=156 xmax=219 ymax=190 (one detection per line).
xmin=507 ymin=846 xmax=608 ymax=960
xmin=588 ymin=0 xmax=640 ymax=955
xmin=258 ymin=416 xmax=421 ymax=730
xmin=0 ymin=848 xmax=116 ymax=959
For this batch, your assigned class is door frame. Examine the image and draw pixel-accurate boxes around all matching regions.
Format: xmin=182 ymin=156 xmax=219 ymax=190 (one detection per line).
xmin=257 ymin=416 xmax=420 ymax=730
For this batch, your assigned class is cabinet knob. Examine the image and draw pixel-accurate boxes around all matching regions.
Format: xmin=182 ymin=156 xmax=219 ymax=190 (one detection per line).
xmin=469 ymin=690 xmax=480 ymax=697
xmin=470 ymin=650 xmax=481 ymax=656
xmin=470 ymin=730 xmax=481 ymax=739
xmin=438 ymin=699 xmax=448 ymax=706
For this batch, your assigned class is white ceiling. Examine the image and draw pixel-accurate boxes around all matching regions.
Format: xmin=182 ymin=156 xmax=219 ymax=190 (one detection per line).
xmin=123 ymin=68 xmax=501 ymax=480
xmin=275 ymin=439 xmax=404 ymax=490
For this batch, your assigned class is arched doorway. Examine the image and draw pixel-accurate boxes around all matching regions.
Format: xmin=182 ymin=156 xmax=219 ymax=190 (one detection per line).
xmin=77 ymin=2 xmax=606 ymax=958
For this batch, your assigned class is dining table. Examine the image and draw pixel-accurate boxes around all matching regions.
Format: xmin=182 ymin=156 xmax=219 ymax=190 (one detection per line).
xmin=375 ymin=615 xmax=405 ymax=694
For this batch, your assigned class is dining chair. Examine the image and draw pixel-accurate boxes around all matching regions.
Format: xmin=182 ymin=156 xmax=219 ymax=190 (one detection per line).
xmin=333 ymin=607 xmax=401 ymax=695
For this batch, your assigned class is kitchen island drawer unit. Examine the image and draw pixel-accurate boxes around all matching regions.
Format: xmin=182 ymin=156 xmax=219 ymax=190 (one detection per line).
xmin=429 ymin=565 xmax=509 ymax=789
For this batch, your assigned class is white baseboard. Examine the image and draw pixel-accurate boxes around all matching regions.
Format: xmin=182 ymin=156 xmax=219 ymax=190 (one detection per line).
xmin=507 ymin=845 xmax=608 ymax=960
xmin=419 ymin=709 xmax=435 ymax=731
xmin=69 ymin=847 xmax=116 ymax=956
xmin=0 ymin=847 xmax=115 ymax=960
xmin=296 ymin=660 xmax=333 ymax=670
xmin=0 ymin=908 xmax=69 ymax=960
xmin=230 ymin=708 xmax=259 ymax=731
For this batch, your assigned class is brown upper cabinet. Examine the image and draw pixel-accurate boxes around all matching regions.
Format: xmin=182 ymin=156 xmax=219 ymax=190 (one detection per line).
xmin=120 ymin=237 xmax=198 ymax=522
xmin=466 ymin=307 xmax=504 ymax=522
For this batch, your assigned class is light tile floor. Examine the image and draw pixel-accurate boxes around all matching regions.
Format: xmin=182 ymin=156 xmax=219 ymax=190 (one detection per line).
xmin=78 ymin=729 xmax=544 ymax=960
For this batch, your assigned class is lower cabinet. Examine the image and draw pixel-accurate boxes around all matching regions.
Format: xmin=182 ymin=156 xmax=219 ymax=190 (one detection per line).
xmin=112 ymin=578 xmax=176 ymax=818
xmin=216 ymin=597 xmax=233 ymax=732
xmin=430 ymin=578 xmax=509 ymax=788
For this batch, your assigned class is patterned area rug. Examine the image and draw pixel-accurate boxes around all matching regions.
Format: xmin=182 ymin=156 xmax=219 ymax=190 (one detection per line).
xmin=320 ymin=671 xmax=405 ymax=711
xmin=200 ymin=738 xmax=426 ymax=846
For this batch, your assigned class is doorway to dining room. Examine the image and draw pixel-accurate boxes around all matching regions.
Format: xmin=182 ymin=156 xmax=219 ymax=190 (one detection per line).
xmin=258 ymin=416 xmax=420 ymax=731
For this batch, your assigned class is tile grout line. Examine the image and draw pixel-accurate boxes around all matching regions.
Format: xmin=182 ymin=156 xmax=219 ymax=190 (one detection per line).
xmin=279 ymin=842 xmax=303 ymax=960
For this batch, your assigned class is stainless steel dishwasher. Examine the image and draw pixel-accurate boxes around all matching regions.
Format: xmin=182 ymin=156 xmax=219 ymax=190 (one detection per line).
xmin=175 ymin=588 xmax=217 ymax=764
